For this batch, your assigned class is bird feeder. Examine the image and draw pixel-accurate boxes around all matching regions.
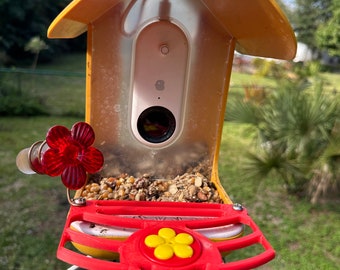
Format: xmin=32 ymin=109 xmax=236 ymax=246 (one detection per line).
xmin=17 ymin=0 xmax=296 ymax=269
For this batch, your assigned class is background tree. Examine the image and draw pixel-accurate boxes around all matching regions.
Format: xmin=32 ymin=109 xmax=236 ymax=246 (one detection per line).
xmin=316 ymin=0 xmax=340 ymax=56
xmin=0 ymin=0 xmax=84 ymax=66
xmin=292 ymin=0 xmax=332 ymax=55
xmin=24 ymin=36 xmax=49 ymax=69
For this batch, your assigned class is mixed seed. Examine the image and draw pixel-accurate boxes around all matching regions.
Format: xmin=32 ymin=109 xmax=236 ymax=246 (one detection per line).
xmin=82 ymin=172 xmax=223 ymax=203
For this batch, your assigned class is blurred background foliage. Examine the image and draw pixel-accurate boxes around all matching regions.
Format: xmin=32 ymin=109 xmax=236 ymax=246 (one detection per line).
xmin=0 ymin=0 xmax=86 ymax=66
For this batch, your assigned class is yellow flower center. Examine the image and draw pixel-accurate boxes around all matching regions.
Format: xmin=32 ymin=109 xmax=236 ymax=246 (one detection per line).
xmin=144 ymin=228 xmax=194 ymax=260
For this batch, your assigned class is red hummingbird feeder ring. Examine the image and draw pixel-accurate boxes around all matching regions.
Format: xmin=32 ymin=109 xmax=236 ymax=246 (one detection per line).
xmin=57 ymin=200 xmax=275 ymax=270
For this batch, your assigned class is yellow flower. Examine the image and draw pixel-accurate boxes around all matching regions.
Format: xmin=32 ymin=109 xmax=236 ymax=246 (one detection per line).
xmin=144 ymin=228 xmax=194 ymax=260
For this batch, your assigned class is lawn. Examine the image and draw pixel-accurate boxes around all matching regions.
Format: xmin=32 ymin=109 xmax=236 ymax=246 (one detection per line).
xmin=0 ymin=54 xmax=339 ymax=269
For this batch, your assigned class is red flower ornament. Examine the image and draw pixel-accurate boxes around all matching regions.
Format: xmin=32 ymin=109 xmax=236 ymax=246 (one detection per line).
xmin=42 ymin=122 xmax=104 ymax=190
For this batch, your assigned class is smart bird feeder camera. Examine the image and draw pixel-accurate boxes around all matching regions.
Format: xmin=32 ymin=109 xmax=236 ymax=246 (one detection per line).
xmin=17 ymin=0 xmax=296 ymax=269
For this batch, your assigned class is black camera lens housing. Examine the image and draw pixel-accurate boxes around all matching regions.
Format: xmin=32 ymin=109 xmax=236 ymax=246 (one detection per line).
xmin=137 ymin=106 xmax=176 ymax=144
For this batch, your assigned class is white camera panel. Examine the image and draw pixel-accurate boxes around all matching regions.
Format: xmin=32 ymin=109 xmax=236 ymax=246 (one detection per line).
xmin=130 ymin=20 xmax=189 ymax=147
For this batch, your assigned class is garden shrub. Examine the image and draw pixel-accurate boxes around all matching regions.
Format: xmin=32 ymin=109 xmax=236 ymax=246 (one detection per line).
xmin=227 ymin=75 xmax=339 ymax=202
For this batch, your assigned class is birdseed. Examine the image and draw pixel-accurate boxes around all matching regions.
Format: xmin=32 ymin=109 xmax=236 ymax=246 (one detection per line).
xmin=82 ymin=172 xmax=223 ymax=203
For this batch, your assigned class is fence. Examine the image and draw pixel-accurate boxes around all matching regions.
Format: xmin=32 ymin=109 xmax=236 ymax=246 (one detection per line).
xmin=0 ymin=67 xmax=86 ymax=116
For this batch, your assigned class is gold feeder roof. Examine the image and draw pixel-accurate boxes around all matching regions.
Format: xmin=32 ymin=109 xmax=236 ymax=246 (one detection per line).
xmin=48 ymin=0 xmax=297 ymax=60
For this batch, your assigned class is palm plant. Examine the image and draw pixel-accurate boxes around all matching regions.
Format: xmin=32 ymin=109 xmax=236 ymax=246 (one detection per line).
xmin=227 ymin=75 xmax=339 ymax=202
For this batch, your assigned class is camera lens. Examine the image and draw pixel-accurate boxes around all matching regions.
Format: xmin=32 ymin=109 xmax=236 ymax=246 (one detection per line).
xmin=137 ymin=106 xmax=176 ymax=143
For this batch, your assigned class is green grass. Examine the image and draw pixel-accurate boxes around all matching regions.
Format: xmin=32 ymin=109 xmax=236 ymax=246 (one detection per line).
xmin=0 ymin=55 xmax=339 ymax=269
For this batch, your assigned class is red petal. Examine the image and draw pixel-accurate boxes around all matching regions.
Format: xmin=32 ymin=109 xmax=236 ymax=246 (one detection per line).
xmin=46 ymin=125 xmax=71 ymax=149
xmin=42 ymin=149 xmax=66 ymax=176
xmin=81 ymin=147 xmax=104 ymax=173
xmin=61 ymin=165 xmax=87 ymax=190
xmin=71 ymin=122 xmax=95 ymax=148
